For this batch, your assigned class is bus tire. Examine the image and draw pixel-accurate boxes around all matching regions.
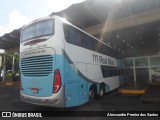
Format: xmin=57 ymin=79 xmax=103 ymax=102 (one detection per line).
xmin=89 ymin=85 xmax=98 ymax=102
xmin=99 ymin=83 xmax=105 ymax=98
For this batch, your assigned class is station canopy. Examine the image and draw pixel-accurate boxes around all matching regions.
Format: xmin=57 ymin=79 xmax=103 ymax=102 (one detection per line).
xmin=1 ymin=0 xmax=160 ymax=57
xmin=0 ymin=29 xmax=20 ymax=50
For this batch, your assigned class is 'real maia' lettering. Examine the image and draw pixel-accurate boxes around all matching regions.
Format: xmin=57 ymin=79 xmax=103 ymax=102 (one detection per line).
xmin=93 ymin=54 xmax=107 ymax=64
xmin=108 ymin=58 xmax=114 ymax=65
xmin=93 ymin=54 xmax=114 ymax=65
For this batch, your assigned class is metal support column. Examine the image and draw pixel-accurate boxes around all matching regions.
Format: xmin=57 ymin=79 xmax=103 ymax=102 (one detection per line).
xmin=133 ymin=58 xmax=136 ymax=84
xmin=3 ymin=51 xmax=6 ymax=82
xmin=148 ymin=56 xmax=151 ymax=84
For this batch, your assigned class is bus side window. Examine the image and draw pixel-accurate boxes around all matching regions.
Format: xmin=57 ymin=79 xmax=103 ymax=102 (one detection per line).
xmin=109 ymin=69 xmax=112 ymax=77
xmin=92 ymin=39 xmax=98 ymax=52
xmin=70 ymin=29 xmax=81 ymax=46
xmin=63 ymin=24 xmax=81 ymax=46
xmin=113 ymin=68 xmax=117 ymax=76
xmin=63 ymin=24 xmax=70 ymax=42
xmin=64 ymin=31 xmax=70 ymax=42
xmin=87 ymin=37 xmax=94 ymax=50
xmin=98 ymin=43 xmax=105 ymax=54
xmin=80 ymin=32 xmax=87 ymax=48
xmin=101 ymin=66 xmax=113 ymax=78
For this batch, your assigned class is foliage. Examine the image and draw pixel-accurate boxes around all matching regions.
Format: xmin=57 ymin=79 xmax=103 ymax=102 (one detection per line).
xmin=0 ymin=52 xmax=19 ymax=73
xmin=5 ymin=72 xmax=12 ymax=81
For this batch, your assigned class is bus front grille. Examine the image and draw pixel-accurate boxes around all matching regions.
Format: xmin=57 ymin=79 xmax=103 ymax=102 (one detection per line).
xmin=21 ymin=55 xmax=53 ymax=77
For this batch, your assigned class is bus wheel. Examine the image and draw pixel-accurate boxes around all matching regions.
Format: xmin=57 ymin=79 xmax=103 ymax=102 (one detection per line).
xmin=89 ymin=85 xmax=97 ymax=101
xmin=99 ymin=84 xmax=105 ymax=98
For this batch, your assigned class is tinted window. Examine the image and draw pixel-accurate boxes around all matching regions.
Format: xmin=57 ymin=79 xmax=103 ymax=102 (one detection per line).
xmin=101 ymin=65 xmax=118 ymax=78
xmin=63 ymin=23 xmax=122 ymax=59
xmin=21 ymin=19 xmax=54 ymax=42
xmin=87 ymin=37 xmax=94 ymax=50
xmin=70 ymin=29 xmax=81 ymax=45
xmin=80 ymin=32 xmax=87 ymax=48
xmin=64 ymin=24 xmax=81 ymax=46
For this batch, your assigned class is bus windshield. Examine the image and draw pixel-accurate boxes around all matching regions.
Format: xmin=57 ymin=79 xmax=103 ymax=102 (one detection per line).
xmin=21 ymin=19 xmax=54 ymax=42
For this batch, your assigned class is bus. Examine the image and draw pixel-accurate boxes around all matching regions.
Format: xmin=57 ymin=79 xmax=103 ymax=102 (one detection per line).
xmin=20 ymin=15 xmax=126 ymax=107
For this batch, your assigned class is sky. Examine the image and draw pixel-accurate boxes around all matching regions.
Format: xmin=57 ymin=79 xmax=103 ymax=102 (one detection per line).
xmin=0 ymin=0 xmax=85 ymax=53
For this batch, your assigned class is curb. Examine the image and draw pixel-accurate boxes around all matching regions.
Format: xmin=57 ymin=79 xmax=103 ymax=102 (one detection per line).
xmin=118 ymin=86 xmax=149 ymax=95
xmin=0 ymin=82 xmax=20 ymax=86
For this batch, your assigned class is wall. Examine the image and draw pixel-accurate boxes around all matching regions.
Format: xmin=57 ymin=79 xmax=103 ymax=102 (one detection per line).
xmin=0 ymin=56 xmax=2 ymax=67
xmin=126 ymin=55 xmax=160 ymax=84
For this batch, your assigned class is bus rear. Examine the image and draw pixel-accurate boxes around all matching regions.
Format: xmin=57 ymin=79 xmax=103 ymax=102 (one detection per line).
xmin=20 ymin=16 xmax=65 ymax=107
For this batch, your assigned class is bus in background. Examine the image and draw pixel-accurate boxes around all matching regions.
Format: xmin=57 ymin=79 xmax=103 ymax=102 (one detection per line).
xmin=20 ymin=15 xmax=126 ymax=107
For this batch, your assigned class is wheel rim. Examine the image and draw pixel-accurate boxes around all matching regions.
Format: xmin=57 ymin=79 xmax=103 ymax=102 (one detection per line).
xmin=89 ymin=90 xmax=94 ymax=98
xmin=99 ymin=87 xmax=104 ymax=97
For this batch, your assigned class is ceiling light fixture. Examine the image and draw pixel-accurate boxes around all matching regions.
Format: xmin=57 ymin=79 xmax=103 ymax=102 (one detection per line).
xmin=122 ymin=40 xmax=125 ymax=42
xmin=116 ymin=34 xmax=120 ymax=38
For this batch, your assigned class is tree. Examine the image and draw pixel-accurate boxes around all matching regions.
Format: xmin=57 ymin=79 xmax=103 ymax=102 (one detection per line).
xmin=1 ymin=52 xmax=19 ymax=73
